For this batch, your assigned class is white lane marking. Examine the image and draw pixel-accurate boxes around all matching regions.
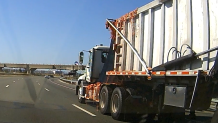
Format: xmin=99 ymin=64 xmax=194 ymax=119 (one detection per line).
xmin=13 ymin=81 xmax=15 ymax=83
xmin=45 ymin=88 xmax=49 ymax=91
xmin=49 ymin=80 xmax=73 ymax=90
xmin=6 ymin=85 xmax=9 ymax=88
xmin=72 ymin=104 xmax=96 ymax=117
xmin=38 ymin=83 xmax=40 ymax=85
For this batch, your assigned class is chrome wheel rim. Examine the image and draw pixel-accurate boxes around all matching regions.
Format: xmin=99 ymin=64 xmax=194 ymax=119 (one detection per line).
xmin=111 ymin=94 xmax=119 ymax=113
xmin=100 ymin=92 xmax=106 ymax=108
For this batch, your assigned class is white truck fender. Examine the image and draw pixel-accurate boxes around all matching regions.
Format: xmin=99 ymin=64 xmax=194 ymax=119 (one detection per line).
xmin=76 ymin=74 xmax=86 ymax=86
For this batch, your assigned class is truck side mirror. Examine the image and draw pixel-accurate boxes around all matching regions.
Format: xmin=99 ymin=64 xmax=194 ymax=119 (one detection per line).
xmin=79 ymin=52 xmax=84 ymax=64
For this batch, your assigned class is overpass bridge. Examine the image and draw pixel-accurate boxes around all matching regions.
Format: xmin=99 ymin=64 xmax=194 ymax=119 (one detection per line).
xmin=0 ymin=63 xmax=85 ymax=74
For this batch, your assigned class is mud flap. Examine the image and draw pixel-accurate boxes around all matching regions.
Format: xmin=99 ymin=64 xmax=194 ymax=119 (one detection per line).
xmin=124 ymin=95 xmax=147 ymax=114
xmin=188 ymin=71 xmax=214 ymax=110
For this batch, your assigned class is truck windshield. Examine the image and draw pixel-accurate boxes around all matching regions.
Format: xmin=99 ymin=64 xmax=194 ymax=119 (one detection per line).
xmin=88 ymin=52 xmax=93 ymax=66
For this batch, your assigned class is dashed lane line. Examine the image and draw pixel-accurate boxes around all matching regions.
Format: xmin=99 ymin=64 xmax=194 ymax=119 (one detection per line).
xmin=49 ymin=80 xmax=74 ymax=90
xmin=72 ymin=104 xmax=96 ymax=117
xmin=45 ymin=88 xmax=50 ymax=91
xmin=6 ymin=85 xmax=9 ymax=88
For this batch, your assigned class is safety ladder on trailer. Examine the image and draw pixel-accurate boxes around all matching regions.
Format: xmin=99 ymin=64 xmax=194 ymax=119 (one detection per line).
xmin=113 ymin=28 xmax=123 ymax=71
xmin=106 ymin=19 xmax=151 ymax=76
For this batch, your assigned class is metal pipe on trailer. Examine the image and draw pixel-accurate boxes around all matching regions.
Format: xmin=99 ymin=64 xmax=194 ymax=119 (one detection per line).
xmin=195 ymin=46 xmax=218 ymax=57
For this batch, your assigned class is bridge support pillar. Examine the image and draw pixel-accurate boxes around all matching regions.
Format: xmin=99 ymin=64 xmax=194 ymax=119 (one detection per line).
xmin=28 ymin=68 xmax=36 ymax=75
xmin=26 ymin=65 xmax=29 ymax=74
xmin=26 ymin=65 xmax=36 ymax=75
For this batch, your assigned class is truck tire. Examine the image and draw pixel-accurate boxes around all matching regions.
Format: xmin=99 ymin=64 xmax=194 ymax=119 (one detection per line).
xmin=75 ymin=85 xmax=79 ymax=95
xmin=78 ymin=82 xmax=85 ymax=104
xmin=75 ymin=80 xmax=81 ymax=95
xmin=110 ymin=87 xmax=127 ymax=120
xmin=126 ymin=88 xmax=136 ymax=95
xmin=99 ymin=86 xmax=112 ymax=115
xmin=125 ymin=88 xmax=142 ymax=121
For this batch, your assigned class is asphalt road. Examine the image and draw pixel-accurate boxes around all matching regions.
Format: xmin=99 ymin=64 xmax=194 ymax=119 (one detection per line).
xmin=0 ymin=76 xmax=124 ymax=123
xmin=0 ymin=76 xmax=215 ymax=123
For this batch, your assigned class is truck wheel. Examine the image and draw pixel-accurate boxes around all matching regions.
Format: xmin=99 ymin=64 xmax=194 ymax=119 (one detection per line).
xmin=99 ymin=86 xmax=112 ymax=114
xmin=110 ymin=87 xmax=127 ymax=120
xmin=78 ymin=83 xmax=85 ymax=104
xmin=75 ymin=80 xmax=81 ymax=95
xmin=125 ymin=88 xmax=139 ymax=120
xmin=75 ymin=85 xmax=79 ymax=95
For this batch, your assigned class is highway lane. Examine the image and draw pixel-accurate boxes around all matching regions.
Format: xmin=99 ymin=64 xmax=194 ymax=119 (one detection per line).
xmin=0 ymin=76 xmax=215 ymax=123
xmin=0 ymin=76 xmax=124 ymax=123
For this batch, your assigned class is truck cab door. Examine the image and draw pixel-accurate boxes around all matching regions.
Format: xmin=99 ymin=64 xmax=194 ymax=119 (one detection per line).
xmin=86 ymin=48 xmax=108 ymax=83
xmin=85 ymin=51 xmax=93 ymax=82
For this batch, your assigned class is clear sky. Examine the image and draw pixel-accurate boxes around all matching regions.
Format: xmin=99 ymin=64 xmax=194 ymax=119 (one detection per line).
xmin=0 ymin=0 xmax=152 ymax=65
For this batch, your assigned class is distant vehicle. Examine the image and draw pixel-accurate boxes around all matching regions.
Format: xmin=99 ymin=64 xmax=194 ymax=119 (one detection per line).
xmin=44 ymin=75 xmax=50 ymax=79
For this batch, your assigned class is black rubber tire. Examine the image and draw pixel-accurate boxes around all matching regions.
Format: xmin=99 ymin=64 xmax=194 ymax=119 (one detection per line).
xmin=125 ymin=88 xmax=138 ymax=121
xmin=110 ymin=87 xmax=127 ymax=120
xmin=75 ymin=85 xmax=79 ymax=95
xmin=76 ymin=80 xmax=81 ymax=95
xmin=125 ymin=88 xmax=150 ymax=122
xmin=78 ymin=83 xmax=86 ymax=104
xmin=126 ymin=88 xmax=136 ymax=96
xmin=99 ymin=86 xmax=112 ymax=115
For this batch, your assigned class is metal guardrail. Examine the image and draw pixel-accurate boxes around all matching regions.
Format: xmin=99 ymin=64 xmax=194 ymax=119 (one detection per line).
xmin=59 ymin=77 xmax=77 ymax=84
